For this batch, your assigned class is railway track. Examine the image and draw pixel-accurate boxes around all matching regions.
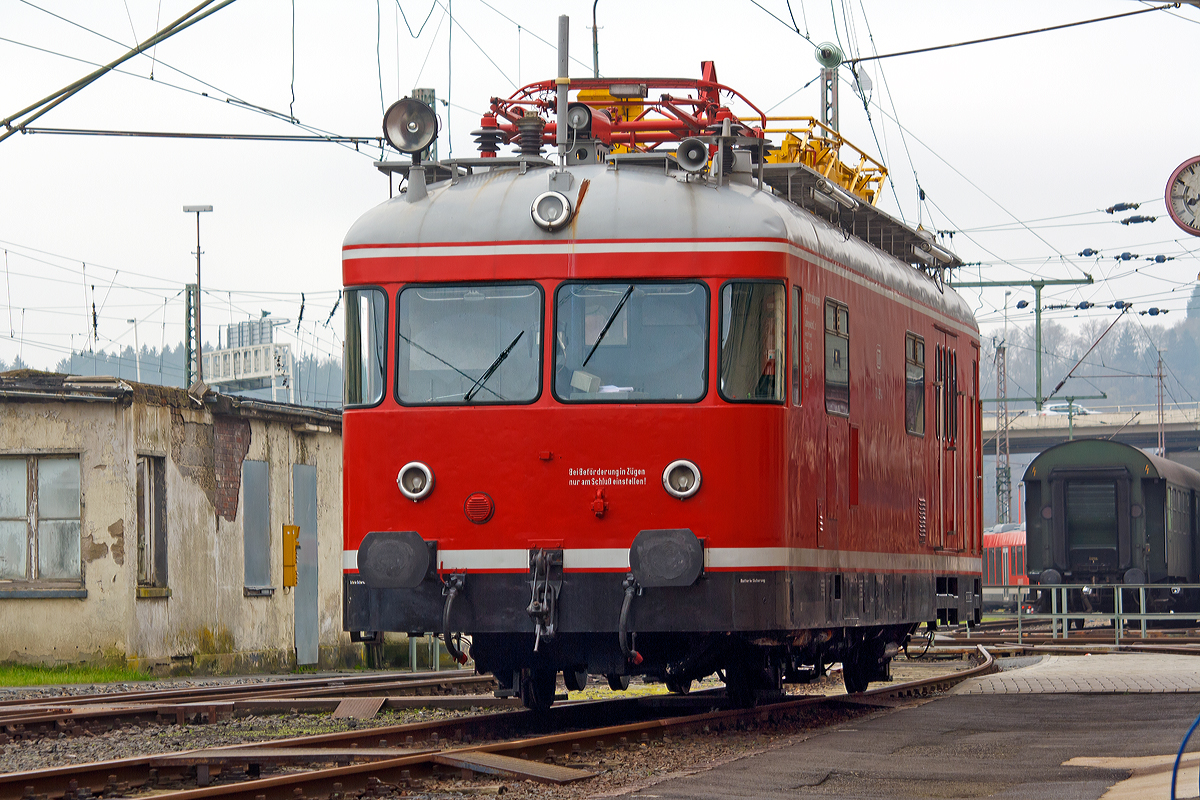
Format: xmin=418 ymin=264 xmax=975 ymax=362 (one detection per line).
xmin=0 ymin=671 xmax=498 ymax=743
xmin=0 ymin=646 xmax=996 ymax=800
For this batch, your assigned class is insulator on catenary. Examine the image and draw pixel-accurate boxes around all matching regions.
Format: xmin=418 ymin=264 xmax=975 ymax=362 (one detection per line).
xmin=472 ymin=115 xmax=503 ymax=156
xmin=1120 ymin=215 xmax=1157 ymax=225
xmin=1114 ymin=252 xmax=1138 ymax=261
xmin=1105 ymin=202 xmax=1139 ymax=213
xmin=514 ymin=112 xmax=546 ymax=157
xmin=1078 ymin=248 xmax=1099 ymax=257
xmin=1146 ymin=255 xmax=1174 ymax=263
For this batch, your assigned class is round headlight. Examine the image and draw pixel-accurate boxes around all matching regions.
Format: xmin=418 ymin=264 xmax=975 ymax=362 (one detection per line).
xmin=565 ymin=103 xmax=592 ymax=132
xmin=662 ymin=459 xmax=701 ymax=500
xmin=531 ymin=191 xmax=573 ymax=232
xmin=397 ymin=461 xmax=434 ymax=501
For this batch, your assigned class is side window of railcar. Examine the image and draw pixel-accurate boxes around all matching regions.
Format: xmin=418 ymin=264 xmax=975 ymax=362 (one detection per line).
xmin=719 ymin=282 xmax=785 ymax=403
xmin=396 ymin=283 xmax=543 ymax=405
xmin=344 ymin=288 xmax=387 ymax=407
xmin=824 ymin=299 xmax=849 ymax=416
xmin=553 ymin=282 xmax=708 ymax=402
xmin=791 ymin=287 xmax=802 ymax=406
xmin=905 ymin=333 xmax=925 ymax=435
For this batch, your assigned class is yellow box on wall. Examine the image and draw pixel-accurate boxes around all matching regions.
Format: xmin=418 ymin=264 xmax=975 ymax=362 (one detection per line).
xmin=282 ymin=525 xmax=299 ymax=588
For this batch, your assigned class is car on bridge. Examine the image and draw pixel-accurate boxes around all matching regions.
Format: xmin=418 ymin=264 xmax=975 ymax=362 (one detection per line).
xmin=1038 ymin=402 xmax=1095 ymax=416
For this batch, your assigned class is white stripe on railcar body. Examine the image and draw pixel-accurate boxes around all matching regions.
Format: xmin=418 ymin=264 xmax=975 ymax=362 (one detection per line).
xmin=343 ymin=547 xmax=981 ymax=574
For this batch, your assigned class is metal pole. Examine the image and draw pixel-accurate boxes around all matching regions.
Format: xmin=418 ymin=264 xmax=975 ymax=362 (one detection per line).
xmin=1140 ymin=586 xmax=1147 ymax=638
xmin=591 ymin=0 xmax=600 ymax=78
xmin=1158 ymin=350 xmax=1166 ymax=454
xmin=556 ymin=15 xmax=569 ymax=168
xmin=195 ymin=212 xmax=202 ymax=381
xmin=1017 ymin=587 xmax=1023 ymax=644
xmin=1034 ymin=283 xmax=1043 ymax=410
xmin=127 ymin=319 xmax=140 ymax=382
xmin=183 ymin=205 xmax=212 ymax=383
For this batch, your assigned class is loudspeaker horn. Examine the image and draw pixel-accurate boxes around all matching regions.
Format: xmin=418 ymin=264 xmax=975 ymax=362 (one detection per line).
xmin=383 ymin=97 xmax=438 ymax=154
xmin=814 ymin=41 xmax=844 ymax=69
xmin=675 ymin=138 xmax=709 ymax=173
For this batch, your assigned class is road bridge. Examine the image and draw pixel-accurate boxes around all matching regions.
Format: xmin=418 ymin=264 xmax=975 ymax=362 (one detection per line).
xmin=982 ymin=404 xmax=1200 ymax=461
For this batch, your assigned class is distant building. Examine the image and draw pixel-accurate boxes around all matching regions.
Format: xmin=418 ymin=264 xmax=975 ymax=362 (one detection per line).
xmin=0 ymin=371 xmax=355 ymax=673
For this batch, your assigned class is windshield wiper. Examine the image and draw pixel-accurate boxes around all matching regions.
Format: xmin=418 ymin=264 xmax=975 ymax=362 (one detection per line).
xmin=582 ymin=285 xmax=634 ymax=368
xmin=399 ymin=332 xmax=504 ymax=401
xmin=465 ymin=330 xmax=524 ymax=402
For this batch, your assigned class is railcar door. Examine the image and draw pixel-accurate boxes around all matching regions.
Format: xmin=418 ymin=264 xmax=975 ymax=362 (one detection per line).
xmin=825 ymin=420 xmax=846 ymax=548
xmin=822 ymin=299 xmax=851 ymax=549
xmin=934 ymin=333 xmax=960 ymax=550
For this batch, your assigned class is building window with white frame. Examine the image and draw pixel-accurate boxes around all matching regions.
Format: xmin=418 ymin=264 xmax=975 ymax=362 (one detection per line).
xmin=0 ymin=455 xmax=82 ymax=583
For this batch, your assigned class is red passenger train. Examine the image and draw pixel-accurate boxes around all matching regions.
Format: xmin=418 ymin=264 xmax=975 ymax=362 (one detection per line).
xmin=982 ymin=524 xmax=1028 ymax=612
xmin=341 ymin=58 xmax=983 ymax=708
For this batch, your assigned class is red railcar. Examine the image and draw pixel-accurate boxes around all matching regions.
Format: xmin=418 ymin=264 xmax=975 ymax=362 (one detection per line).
xmin=982 ymin=524 xmax=1028 ymax=611
xmin=341 ymin=63 xmax=982 ymax=708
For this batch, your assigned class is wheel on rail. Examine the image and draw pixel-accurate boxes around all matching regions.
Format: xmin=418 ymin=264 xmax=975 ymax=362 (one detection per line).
xmin=564 ymin=668 xmax=588 ymax=692
xmin=841 ymin=650 xmax=870 ymax=694
xmin=665 ymin=676 xmax=692 ymax=695
xmin=520 ymin=668 xmax=558 ymax=712
xmin=723 ymin=658 xmax=779 ymax=708
xmin=607 ymin=673 xmax=630 ymax=691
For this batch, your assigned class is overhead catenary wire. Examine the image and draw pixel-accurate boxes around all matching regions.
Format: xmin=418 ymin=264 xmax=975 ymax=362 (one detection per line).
xmin=0 ymin=36 xmax=379 ymax=156
xmin=847 ymin=4 xmax=1177 ymax=64
xmin=2 ymin=0 xmax=241 ymax=143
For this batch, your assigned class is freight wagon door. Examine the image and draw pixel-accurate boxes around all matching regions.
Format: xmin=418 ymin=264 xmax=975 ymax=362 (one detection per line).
xmin=292 ymin=464 xmax=319 ymax=665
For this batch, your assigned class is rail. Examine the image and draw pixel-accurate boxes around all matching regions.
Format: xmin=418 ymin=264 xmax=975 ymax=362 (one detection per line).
xmin=977 ymin=583 xmax=1200 ymax=643
xmin=0 ymin=647 xmax=995 ymax=800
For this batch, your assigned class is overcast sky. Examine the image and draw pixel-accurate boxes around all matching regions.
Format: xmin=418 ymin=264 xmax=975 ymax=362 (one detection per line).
xmin=2 ymin=0 xmax=1198 ymax=375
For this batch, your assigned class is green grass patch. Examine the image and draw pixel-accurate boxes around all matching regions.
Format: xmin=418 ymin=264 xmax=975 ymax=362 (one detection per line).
xmin=0 ymin=663 xmax=153 ymax=687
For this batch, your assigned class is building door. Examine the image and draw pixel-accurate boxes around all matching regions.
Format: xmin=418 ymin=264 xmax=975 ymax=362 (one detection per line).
xmin=292 ymin=464 xmax=319 ymax=665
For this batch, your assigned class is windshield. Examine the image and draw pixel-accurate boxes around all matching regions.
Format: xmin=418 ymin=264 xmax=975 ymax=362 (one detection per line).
xmin=396 ymin=283 xmax=542 ymax=405
xmin=554 ymin=282 xmax=707 ymax=402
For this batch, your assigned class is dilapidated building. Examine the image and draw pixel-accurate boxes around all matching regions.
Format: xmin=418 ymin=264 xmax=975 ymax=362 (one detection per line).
xmin=0 ymin=371 xmax=354 ymax=672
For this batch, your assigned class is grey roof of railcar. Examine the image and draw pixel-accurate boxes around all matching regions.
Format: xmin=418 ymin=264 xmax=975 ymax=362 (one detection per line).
xmin=344 ymin=161 xmax=976 ymax=332
xmin=1024 ymin=438 xmax=1200 ymax=492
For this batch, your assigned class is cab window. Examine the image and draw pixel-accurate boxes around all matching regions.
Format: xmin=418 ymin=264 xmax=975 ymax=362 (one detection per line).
xmin=719 ymin=281 xmax=785 ymax=403
xmin=344 ymin=287 xmax=387 ymax=407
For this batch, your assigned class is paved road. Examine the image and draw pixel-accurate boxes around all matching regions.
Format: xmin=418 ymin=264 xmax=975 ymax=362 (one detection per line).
xmin=608 ymin=655 xmax=1200 ymax=799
